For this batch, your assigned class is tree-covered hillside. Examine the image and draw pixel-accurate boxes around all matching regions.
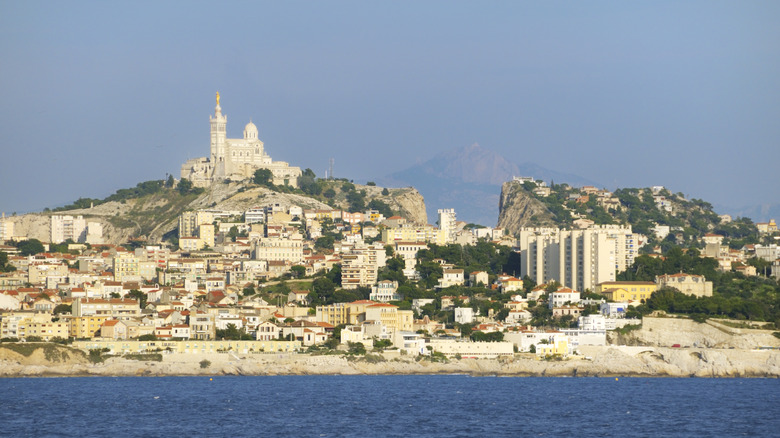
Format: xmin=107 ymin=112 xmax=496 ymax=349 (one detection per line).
xmin=506 ymin=181 xmax=764 ymax=250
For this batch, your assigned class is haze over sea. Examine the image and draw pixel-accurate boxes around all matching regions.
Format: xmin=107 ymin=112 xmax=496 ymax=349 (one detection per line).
xmin=1 ymin=375 xmax=776 ymax=437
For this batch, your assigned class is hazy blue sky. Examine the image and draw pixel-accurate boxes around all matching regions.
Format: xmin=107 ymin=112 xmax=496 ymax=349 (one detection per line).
xmin=1 ymin=1 xmax=778 ymax=216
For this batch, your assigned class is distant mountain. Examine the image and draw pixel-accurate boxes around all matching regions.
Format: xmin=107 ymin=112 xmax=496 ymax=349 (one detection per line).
xmin=378 ymin=143 xmax=600 ymax=226
xmin=715 ymin=203 xmax=780 ymax=224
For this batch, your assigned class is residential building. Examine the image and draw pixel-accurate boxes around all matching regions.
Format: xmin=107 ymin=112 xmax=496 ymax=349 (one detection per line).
xmin=0 ymin=213 xmax=14 ymax=241
xmin=437 ymin=269 xmax=464 ymax=289
xmin=370 ymin=280 xmax=401 ymax=302
xmin=72 ymin=298 xmax=140 ymax=319
xmin=518 ymin=225 xmax=642 ymax=292
xmin=655 ymin=273 xmax=713 ymax=297
xmin=340 ymin=241 xmax=386 ymax=289
xmin=252 ymin=234 xmax=305 ymax=264
xmin=438 ymin=209 xmax=457 ymax=244
xmin=469 ymin=271 xmax=489 ymax=287
xmin=255 ymin=320 xmax=281 ymax=341
xmin=548 ymin=287 xmax=581 ymax=309
xmin=316 ymin=300 xmax=377 ymax=326
xmin=113 ymin=252 xmax=140 ymax=282
xmin=188 ymin=312 xmax=216 ymax=340
xmin=454 ymin=307 xmax=474 ymax=324
xmin=67 ymin=315 xmax=111 ymax=338
xmin=50 ymin=215 xmax=86 ymax=243
xmin=362 ymin=303 xmax=414 ymax=333
xmin=756 ymin=219 xmax=777 ymax=234
xmin=382 ymin=223 xmax=444 ymax=246
xmin=596 ymin=281 xmax=657 ymax=302
xmin=101 ymin=319 xmax=129 ymax=340
xmin=393 ymin=241 xmax=427 ymax=279
xmin=428 ymin=339 xmax=514 ymax=358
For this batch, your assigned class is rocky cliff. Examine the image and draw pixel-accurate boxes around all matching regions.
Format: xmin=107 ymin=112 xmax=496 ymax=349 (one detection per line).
xmin=2 ymin=343 xmax=778 ymax=378
xmin=608 ymin=317 xmax=780 ymax=350
xmin=497 ymin=180 xmax=557 ymax=235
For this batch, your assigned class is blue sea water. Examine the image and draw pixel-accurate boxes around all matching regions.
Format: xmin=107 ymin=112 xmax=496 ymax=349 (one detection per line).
xmin=0 ymin=376 xmax=777 ymax=437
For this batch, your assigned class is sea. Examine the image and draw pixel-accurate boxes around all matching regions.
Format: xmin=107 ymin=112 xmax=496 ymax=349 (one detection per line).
xmin=0 ymin=375 xmax=776 ymax=437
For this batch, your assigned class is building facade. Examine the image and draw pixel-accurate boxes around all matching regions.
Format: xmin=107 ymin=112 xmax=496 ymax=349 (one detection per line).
xmin=517 ymin=225 xmax=641 ymax=292
xmin=180 ymin=93 xmax=302 ymax=187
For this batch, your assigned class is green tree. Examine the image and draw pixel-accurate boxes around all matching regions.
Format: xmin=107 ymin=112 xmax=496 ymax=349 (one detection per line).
xmin=311 ymin=278 xmax=336 ymax=304
xmin=53 ymin=304 xmax=72 ymax=315
xmin=470 ymin=331 xmax=504 ymax=342
xmin=126 ymin=289 xmax=147 ymax=308
xmin=346 ymin=190 xmax=366 ymax=212
xmin=367 ymin=199 xmax=393 ymax=218
xmin=216 ymin=323 xmax=244 ymax=340
xmin=315 ymin=235 xmax=335 ymax=251
xmin=177 ymin=178 xmax=194 ymax=195
xmin=373 ymin=338 xmax=393 ymax=349
xmin=323 ymin=336 xmax=340 ymax=349
xmin=16 ymin=239 xmax=45 ymax=256
xmin=0 ymin=251 xmax=15 ymax=272
xmin=290 ymin=265 xmax=306 ymax=278
xmin=381 ymin=188 xmax=390 ymax=196
xmin=347 ymin=341 xmax=366 ymax=355
xmin=325 ymin=264 xmax=342 ymax=286
xmin=227 ymin=226 xmax=239 ymax=242
xmin=253 ymin=168 xmax=273 ymax=186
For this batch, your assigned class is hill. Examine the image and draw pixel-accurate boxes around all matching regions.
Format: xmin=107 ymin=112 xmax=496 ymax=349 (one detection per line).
xmin=497 ymin=179 xmax=763 ymax=250
xmin=379 ymin=143 xmax=599 ymax=226
xmin=8 ymin=178 xmax=427 ymax=246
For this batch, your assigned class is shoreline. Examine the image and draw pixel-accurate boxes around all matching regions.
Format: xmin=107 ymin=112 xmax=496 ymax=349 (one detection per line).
xmin=2 ymin=345 xmax=778 ymax=379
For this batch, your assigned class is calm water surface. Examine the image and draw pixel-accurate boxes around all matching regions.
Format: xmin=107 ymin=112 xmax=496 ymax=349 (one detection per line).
xmin=0 ymin=375 xmax=776 ymax=437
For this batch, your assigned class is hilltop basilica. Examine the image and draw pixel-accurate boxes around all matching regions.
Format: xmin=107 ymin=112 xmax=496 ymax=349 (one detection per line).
xmin=180 ymin=93 xmax=302 ymax=187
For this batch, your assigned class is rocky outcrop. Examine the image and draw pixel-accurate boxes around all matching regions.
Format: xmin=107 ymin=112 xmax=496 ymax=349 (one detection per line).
xmin=497 ymin=181 xmax=556 ymax=236
xmin=2 ymin=343 xmax=778 ymax=378
xmin=608 ymin=317 xmax=780 ymax=349
xmin=5 ymin=214 xmax=52 ymax=244
xmin=381 ymin=187 xmax=428 ymax=225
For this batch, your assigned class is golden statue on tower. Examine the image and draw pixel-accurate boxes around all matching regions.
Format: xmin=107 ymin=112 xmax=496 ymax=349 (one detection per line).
xmin=216 ymin=91 xmax=220 ymax=106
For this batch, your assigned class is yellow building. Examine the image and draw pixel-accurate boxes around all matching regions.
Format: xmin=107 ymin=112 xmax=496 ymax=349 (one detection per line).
xmin=316 ymin=300 xmax=377 ymax=326
xmin=1 ymin=311 xmax=53 ymax=339
xmin=24 ymin=320 xmax=70 ymax=341
xmin=67 ymin=315 xmax=111 ymax=339
xmin=536 ymin=334 xmax=569 ymax=358
xmin=596 ymin=281 xmax=657 ymax=302
xmin=113 ymin=252 xmax=140 ymax=282
xmin=655 ymin=273 xmax=713 ymax=298
xmin=381 ymin=223 xmax=444 ymax=245
xmin=363 ymin=304 xmax=414 ymax=332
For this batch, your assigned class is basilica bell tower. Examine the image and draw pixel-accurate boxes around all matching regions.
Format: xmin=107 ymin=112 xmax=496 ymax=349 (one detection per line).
xmin=210 ymin=92 xmax=227 ymax=178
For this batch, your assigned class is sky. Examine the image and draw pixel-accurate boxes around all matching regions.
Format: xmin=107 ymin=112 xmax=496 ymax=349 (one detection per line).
xmin=1 ymin=1 xmax=778 ymax=217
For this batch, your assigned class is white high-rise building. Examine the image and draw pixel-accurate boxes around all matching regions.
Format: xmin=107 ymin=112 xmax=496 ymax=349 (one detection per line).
xmin=0 ymin=213 xmax=14 ymax=241
xmin=51 ymin=215 xmax=87 ymax=244
xmin=341 ymin=241 xmax=388 ymax=289
xmin=437 ymin=208 xmax=457 ymax=244
xmin=517 ymin=225 xmax=641 ymax=292
xmin=181 ymin=93 xmax=302 ymax=187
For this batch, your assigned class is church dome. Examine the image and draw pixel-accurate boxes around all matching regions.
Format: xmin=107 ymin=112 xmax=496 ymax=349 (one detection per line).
xmin=244 ymin=121 xmax=258 ymax=140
